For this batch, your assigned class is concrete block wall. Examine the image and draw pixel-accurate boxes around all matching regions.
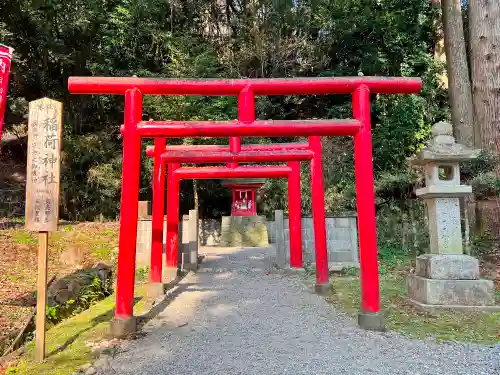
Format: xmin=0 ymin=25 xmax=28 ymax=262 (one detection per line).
xmin=180 ymin=210 xmax=199 ymax=270
xmin=136 ymin=210 xmax=199 ymax=270
xmin=267 ymin=221 xmax=277 ymax=243
xmin=269 ymin=211 xmax=359 ymax=267
xmin=136 ymin=218 xmax=167 ymax=268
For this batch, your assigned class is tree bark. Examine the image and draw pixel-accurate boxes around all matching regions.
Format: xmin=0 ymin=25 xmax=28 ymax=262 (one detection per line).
xmin=469 ymin=0 xmax=500 ymax=154
xmin=441 ymin=0 xmax=475 ymax=147
xmin=193 ymin=179 xmax=199 ymax=211
xmin=469 ymin=0 xmax=500 ymax=247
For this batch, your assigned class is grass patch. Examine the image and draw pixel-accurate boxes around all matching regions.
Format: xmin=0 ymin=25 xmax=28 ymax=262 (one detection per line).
xmin=0 ymin=222 xmax=120 ymax=358
xmin=11 ymin=231 xmax=36 ymax=246
xmin=7 ymin=284 xmax=147 ymax=375
xmin=330 ymin=274 xmax=500 ymax=344
xmin=135 ymin=266 xmax=150 ymax=283
xmin=91 ymin=244 xmax=115 ymax=261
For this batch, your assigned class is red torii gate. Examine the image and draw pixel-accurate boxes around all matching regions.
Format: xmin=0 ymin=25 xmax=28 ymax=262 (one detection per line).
xmin=145 ymin=142 xmax=310 ymax=286
xmin=68 ymin=76 xmax=422 ymax=337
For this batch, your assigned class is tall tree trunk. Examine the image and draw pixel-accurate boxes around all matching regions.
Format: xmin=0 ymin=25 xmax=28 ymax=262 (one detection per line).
xmin=469 ymin=0 xmax=500 ymax=154
xmin=433 ymin=4 xmax=448 ymax=89
xmin=193 ymin=179 xmax=199 ymax=211
xmin=441 ymin=0 xmax=475 ymax=147
xmin=469 ymin=0 xmax=500 ymax=248
xmin=441 ymin=0 xmax=476 ymax=254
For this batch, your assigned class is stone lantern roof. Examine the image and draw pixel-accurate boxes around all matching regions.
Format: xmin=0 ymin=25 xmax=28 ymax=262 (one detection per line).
xmin=412 ymin=121 xmax=478 ymax=165
xmin=414 ymin=122 xmax=478 ymax=199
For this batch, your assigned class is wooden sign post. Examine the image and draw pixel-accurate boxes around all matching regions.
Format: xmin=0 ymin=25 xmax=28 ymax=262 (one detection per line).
xmin=25 ymin=98 xmax=62 ymax=362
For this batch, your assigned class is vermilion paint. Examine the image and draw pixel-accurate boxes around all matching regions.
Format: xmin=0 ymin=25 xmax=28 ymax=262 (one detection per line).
xmin=309 ymin=136 xmax=329 ymax=286
xmin=228 ymin=87 xmax=254 ymax=168
xmin=150 ymin=137 xmax=166 ymax=284
xmin=68 ymin=75 xmax=422 ymax=327
xmin=0 ymin=44 xmax=13 ymax=141
xmin=68 ymin=76 xmax=422 ymax=96
xmin=353 ymin=85 xmax=380 ymax=313
xmin=145 ymin=143 xmax=310 ymax=157
xmin=165 ymin=163 xmax=180 ymax=269
xmin=149 ymin=145 xmax=312 ymax=281
xmin=115 ymin=89 xmax=142 ymax=318
xmin=160 ymin=149 xmax=313 ymax=163
xmin=174 ymin=166 xmax=292 ymax=179
xmin=165 ymin=166 xmax=293 ymax=269
xmin=288 ymin=161 xmax=303 ymax=268
xmin=135 ymin=119 xmax=360 ymax=138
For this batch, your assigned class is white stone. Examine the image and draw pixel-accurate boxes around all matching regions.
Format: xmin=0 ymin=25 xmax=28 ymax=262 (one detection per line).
xmin=416 ymin=184 xmax=472 ymax=198
xmin=432 ymin=121 xmax=453 ymax=136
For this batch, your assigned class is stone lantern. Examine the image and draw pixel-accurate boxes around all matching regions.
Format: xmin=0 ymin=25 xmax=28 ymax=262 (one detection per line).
xmin=406 ymin=122 xmax=498 ymax=312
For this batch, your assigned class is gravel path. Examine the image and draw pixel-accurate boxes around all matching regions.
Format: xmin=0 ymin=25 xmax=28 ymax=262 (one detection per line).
xmin=98 ymin=247 xmax=499 ymax=375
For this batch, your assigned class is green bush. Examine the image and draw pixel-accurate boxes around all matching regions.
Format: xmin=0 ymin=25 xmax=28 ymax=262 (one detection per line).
xmin=471 ymin=173 xmax=500 ymax=200
xmin=470 ymin=230 xmax=498 ymax=257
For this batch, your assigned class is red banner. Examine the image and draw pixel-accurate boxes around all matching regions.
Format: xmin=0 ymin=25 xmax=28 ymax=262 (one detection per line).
xmin=0 ymin=44 xmax=14 ymax=142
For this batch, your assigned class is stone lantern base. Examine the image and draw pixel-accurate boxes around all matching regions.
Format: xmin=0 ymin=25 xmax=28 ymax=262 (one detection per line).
xmin=406 ymin=254 xmax=500 ymax=314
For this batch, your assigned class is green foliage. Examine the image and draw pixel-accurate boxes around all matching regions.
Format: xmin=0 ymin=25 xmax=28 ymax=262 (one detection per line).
xmin=8 ymin=286 xmax=149 ymax=375
xmin=375 ymin=167 xmax=420 ymax=202
xmin=471 ymin=173 xmax=500 ymax=199
xmin=378 ymin=245 xmax=409 ymax=273
xmin=470 ymin=230 xmax=498 ymax=257
xmin=461 ymin=150 xmax=500 ymax=200
xmin=12 ymin=231 xmax=37 ymax=245
xmin=376 ymin=200 xmax=429 ymax=256
xmin=91 ymin=244 xmax=115 ymax=261
xmin=2 ymin=0 xmax=448 ymax=218
xmin=340 ymin=266 xmax=360 ymax=277
xmin=135 ymin=266 xmax=149 ymax=282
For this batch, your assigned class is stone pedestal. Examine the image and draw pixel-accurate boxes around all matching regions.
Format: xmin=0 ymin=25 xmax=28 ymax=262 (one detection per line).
xmin=180 ymin=209 xmax=200 ymax=271
xmin=110 ymin=316 xmax=136 ymax=338
xmin=406 ymin=254 xmax=498 ymax=313
xmin=220 ymin=215 xmax=269 ymax=247
xmin=275 ymin=210 xmax=286 ymax=268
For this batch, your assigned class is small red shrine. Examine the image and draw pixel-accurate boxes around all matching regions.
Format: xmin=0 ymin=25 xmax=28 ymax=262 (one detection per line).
xmin=221 ymin=179 xmax=265 ymax=216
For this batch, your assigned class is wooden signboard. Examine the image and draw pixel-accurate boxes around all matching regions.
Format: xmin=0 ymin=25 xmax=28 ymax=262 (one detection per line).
xmin=25 ymin=98 xmax=62 ymax=231
xmin=25 ymin=98 xmax=63 ymax=362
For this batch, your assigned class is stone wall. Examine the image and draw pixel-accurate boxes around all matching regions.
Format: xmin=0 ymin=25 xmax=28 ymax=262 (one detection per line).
xmin=199 ymin=217 xmax=270 ymax=247
xmin=136 ymin=212 xmax=199 ymax=271
xmin=268 ymin=211 xmax=359 ymax=268
xmin=199 ymin=218 xmax=222 ymax=246
xmin=136 ymin=211 xmax=359 ymax=269
xmin=136 ymin=218 xmax=167 ymax=268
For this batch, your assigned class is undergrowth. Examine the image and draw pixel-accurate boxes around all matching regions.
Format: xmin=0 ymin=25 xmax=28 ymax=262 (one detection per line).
xmin=45 ymin=276 xmax=113 ymax=325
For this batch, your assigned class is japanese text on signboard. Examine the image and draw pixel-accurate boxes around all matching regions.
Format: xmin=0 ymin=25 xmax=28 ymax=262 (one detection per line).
xmin=25 ymin=98 xmax=62 ymax=232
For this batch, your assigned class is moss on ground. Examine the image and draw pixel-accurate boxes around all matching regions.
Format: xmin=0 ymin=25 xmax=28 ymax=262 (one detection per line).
xmin=6 ymin=285 xmax=146 ymax=375
xmin=329 ymin=274 xmax=500 ymax=344
xmin=0 ymin=222 xmax=119 ymax=354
